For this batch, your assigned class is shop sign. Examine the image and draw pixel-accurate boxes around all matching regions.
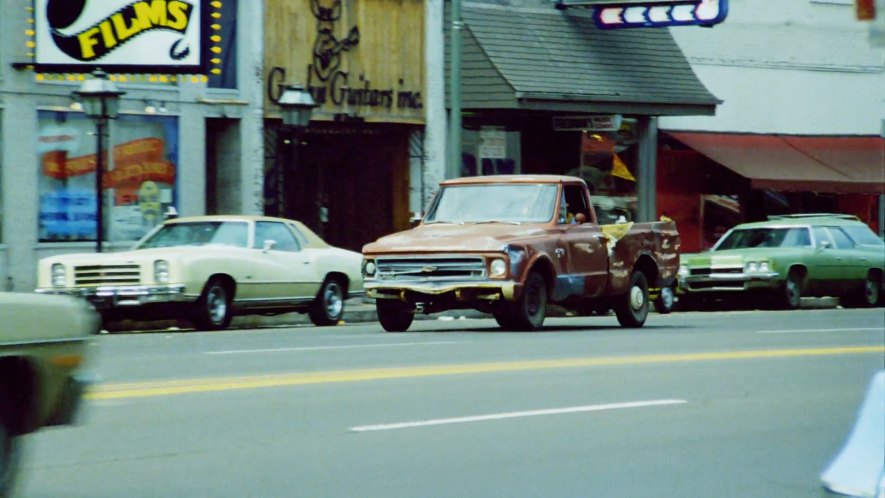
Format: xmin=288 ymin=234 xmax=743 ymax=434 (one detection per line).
xmin=32 ymin=0 xmax=217 ymax=73
xmin=479 ymin=127 xmax=507 ymax=159
xmin=554 ymin=115 xmax=622 ymax=131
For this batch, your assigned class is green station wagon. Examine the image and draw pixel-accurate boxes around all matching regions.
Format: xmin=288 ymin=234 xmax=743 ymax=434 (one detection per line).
xmin=677 ymin=214 xmax=884 ymax=310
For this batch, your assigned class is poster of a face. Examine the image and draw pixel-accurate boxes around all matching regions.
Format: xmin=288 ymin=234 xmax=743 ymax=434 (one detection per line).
xmin=37 ymin=111 xmax=178 ymax=243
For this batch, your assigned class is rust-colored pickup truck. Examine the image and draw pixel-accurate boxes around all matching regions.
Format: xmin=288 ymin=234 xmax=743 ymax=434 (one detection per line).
xmin=361 ymin=175 xmax=680 ymax=332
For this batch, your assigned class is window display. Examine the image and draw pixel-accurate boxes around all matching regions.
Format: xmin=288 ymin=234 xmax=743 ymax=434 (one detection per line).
xmin=37 ymin=111 xmax=178 ymax=243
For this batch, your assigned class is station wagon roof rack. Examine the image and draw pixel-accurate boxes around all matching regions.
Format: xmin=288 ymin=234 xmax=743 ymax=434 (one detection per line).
xmin=767 ymin=213 xmax=860 ymax=221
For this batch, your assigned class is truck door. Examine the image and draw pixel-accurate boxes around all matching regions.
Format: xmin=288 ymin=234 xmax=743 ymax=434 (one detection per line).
xmin=557 ymin=184 xmax=608 ymax=298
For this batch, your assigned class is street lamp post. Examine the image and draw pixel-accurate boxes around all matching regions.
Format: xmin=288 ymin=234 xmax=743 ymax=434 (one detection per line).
xmin=72 ymin=69 xmax=125 ymax=253
xmin=276 ymin=84 xmax=316 ymax=219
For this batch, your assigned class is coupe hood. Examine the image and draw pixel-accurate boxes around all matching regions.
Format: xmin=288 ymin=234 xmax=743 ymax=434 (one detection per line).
xmin=40 ymin=246 xmax=229 ymax=266
xmin=363 ymin=223 xmax=548 ymax=254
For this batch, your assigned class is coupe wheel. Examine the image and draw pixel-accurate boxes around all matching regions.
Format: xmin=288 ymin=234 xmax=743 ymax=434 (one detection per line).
xmin=504 ymin=271 xmax=547 ymax=331
xmin=779 ymin=270 xmax=803 ymax=310
xmin=309 ymin=278 xmax=345 ymax=326
xmin=840 ymin=273 xmax=880 ymax=308
xmin=191 ymin=278 xmax=233 ymax=331
xmin=0 ymin=388 xmax=21 ymax=498
xmin=376 ymin=300 xmax=414 ymax=333
xmin=614 ymin=271 xmax=649 ymax=327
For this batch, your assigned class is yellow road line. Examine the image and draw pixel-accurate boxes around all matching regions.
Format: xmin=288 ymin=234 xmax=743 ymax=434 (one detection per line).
xmin=87 ymin=345 xmax=885 ymax=400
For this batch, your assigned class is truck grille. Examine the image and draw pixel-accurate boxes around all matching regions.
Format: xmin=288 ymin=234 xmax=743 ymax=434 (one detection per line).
xmin=375 ymin=256 xmax=487 ymax=281
xmin=74 ymin=265 xmax=141 ymax=286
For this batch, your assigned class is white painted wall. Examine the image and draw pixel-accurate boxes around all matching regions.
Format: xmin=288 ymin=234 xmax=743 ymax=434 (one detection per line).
xmin=660 ymin=0 xmax=885 ymax=135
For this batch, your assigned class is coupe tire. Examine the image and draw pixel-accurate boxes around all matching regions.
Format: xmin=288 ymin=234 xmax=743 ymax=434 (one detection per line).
xmin=191 ymin=278 xmax=233 ymax=331
xmin=840 ymin=273 xmax=880 ymax=309
xmin=505 ymin=271 xmax=547 ymax=331
xmin=0 ymin=388 xmax=21 ymax=498
xmin=309 ymin=277 xmax=345 ymax=326
xmin=779 ymin=270 xmax=803 ymax=310
xmin=614 ymin=271 xmax=649 ymax=328
xmin=376 ymin=300 xmax=414 ymax=333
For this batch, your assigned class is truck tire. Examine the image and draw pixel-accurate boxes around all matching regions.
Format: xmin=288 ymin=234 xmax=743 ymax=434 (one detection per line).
xmin=615 ymin=271 xmax=649 ymax=328
xmin=505 ymin=271 xmax=547 ymax=331
xmin=377 ymin=300 xmax=414 ymax=332
xmin=0 ymin=388 xmax=21 ymax=498
xmin=309 ymin=277 xmax=345 ymax=326
xmin=191 ymin=278 xmax=233 ymax=331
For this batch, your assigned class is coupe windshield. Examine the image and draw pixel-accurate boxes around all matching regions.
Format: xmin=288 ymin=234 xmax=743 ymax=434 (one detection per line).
xmin=424 ymin=184 xmax=558 ymax=224
xmin=714 ymin=227 xmax=811 ymax=250
xmin=137 ymin=221 xmax=249 ymax=249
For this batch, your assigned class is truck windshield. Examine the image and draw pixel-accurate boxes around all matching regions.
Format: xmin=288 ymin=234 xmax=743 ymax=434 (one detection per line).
xmin=425 ymin=184 xmax=558 ymax=224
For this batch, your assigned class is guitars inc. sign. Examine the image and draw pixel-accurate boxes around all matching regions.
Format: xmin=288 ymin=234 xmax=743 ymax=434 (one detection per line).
xmin=33 ymin=0 xmax=211 ymax=73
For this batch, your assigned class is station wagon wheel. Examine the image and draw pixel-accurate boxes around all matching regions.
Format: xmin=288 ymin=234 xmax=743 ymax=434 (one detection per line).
xmin=779 ymin=269 xmax=802 ymax=310
xmin=614 ymin=271 xmax=649 ymax=328
xmin=309 ymin=277 xmax=345 ymax=326
xmin=376 ymin=300 xmax=414 ymax=332
xmin=654 ymin=285 xmax=675 ymax=314
xmin=0 ymin=387 xmax=21 ymax=498
xmin=507 ymin=271 xmax=547 ymax=331
xmin=191 ymin=278 xmax=233 ymax=331
xmin=840 ymin=272 xmax=880 ymax=308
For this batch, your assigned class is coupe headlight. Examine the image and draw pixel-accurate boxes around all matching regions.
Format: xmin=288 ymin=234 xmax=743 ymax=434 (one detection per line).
xmin=51 ymin=263 xmax=66 ymax=287
xmin=489 ymin=258 xmax=507 ymax=277
xmin=363 ymin=259 xmax=376 ymax=276
xmin=154 ymin=260 xmax=170 ymax=283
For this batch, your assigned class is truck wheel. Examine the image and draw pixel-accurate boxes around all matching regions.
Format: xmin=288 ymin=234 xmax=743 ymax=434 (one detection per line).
xmin=0 ymin=388 xmax=21 ymax=498
xmin=191 ymin=278 xmax=233 ymax=331
xmin=493 ymin=308 xmax=517 ymax=330
xmin=309 ymin=277 xmax=345 ymax=326
xmin=654 ymin=285 xmax=675 ymax=314
xmin=615 ymin=271 xmax=649 ymax=328
xmin=377 ymin=300 xmax=414 ymax=332
xmin=507 ymin=271 xmax=547 ymax=331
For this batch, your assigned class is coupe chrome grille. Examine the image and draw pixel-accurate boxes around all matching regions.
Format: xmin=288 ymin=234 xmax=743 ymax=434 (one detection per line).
xmin=74 ymin=265 xmax=141 ymax=286
xmin=375 ymin=256 xmax=486 ymax=281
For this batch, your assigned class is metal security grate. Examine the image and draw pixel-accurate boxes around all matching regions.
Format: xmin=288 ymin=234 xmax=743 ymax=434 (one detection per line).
xmin=74 ymin=265 xmax=141 ymax=286
xmin=376 ymin=256 xmax=486 ymax=281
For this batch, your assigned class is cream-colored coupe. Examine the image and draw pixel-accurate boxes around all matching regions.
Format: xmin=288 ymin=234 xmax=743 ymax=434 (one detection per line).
xmin=35 ymin=215 xmax=364 ymax=330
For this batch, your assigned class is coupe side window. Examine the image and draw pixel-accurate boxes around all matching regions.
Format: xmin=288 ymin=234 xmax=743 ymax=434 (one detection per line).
xmin=254 ymin=222 xmax=301 ymax=251
xmin=826 ymin=227 xmax=855 ymax=249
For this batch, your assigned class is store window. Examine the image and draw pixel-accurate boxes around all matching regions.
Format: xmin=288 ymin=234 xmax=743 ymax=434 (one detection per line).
xmin=37 ymin=111 xmax=178 ymax=244
xmin=567 ymin=120 xmax=639 ymax=224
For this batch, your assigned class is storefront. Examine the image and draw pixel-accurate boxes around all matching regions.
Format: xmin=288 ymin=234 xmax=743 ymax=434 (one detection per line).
xmin=447 ymin=3 xmax=720 ymax=224
xmin=658 ymin=132 xmax=885 ymax=252
xmin=263 ymin=0 xmax=425 ymax=252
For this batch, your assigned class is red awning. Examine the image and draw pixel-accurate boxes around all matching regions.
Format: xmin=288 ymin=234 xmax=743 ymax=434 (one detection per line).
xmin=666 ymin=132 xmax=885 ymax=194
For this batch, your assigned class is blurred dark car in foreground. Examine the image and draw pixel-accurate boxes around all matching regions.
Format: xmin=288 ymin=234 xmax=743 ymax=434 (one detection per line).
xmin=0 ymin=293 xmax=98 ymax=497
xmin=677 ymin=214 xmax=884 ymax=310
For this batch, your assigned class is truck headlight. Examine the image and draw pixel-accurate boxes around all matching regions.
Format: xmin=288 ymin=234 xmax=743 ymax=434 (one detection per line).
xmin=51 ymin=263 xmax=66 ymax=287
xmin=154 ymin=260 xmax=170 ymax=283
xmin=489 ymin=258 xmax=507 ymax=277
xmin=363 ymin=259 xmax=376 ymax=277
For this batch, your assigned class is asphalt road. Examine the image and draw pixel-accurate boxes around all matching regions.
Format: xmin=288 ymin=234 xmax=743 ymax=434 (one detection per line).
xmin=17 ymin=308 xmax=885 ymax=498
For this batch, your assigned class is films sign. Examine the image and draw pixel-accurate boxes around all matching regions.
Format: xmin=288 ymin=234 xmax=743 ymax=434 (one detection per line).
xmin=33 ymin=0 xmax=210 ymax=73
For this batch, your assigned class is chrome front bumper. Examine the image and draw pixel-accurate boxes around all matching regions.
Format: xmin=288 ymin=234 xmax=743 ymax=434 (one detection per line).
xmin=365 ymin=280 xmax=518 ymax=302
xmin=679 ymin=271 xmax=781 ymax=293
xmin=36 ymin=284 xmax=188 ymax=308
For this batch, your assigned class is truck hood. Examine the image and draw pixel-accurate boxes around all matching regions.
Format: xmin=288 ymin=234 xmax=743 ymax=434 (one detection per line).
xmin=363 ymin=223 xmax=549 ymax=254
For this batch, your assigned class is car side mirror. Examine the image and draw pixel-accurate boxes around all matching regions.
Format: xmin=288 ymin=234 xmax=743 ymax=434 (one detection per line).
xmin=819 ymin=240 xmax=832 ymax=250
xmin=262 ymin=239 xmax=277 ymax=252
